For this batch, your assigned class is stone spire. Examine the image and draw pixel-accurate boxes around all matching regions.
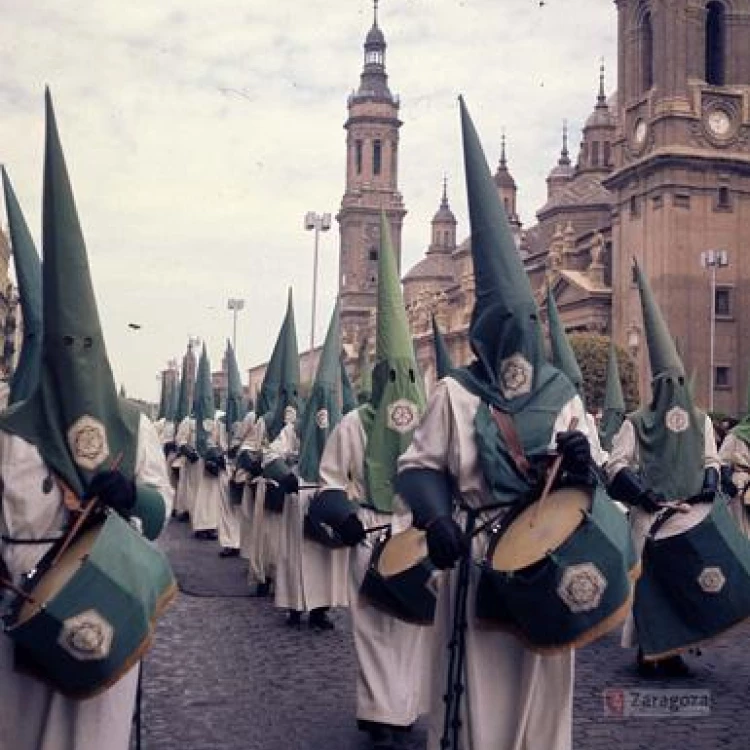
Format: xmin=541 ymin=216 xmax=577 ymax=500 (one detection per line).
xmin=429 ymin=175 xmax=457 ymax=253
xmin=493 ymin=131 xmax=521 ymax=232
xmin=357 ymin=0 xmax=390 ymax=98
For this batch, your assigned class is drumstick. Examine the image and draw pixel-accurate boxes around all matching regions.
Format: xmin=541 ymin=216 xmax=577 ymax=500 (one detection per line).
xmin=530 ymin=416 xmax=579 ymax=528
xmin=50 ymin=452 xmax=124 ymax=567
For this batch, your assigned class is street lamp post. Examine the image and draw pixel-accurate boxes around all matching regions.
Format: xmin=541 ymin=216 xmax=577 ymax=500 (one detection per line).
xmin=700 ymin=249 xmax=729 ymax=413
xmin=227 ymin=298 xmax=245 ymax=354
xmin=304 ymin=211 xmax=331 ymax=372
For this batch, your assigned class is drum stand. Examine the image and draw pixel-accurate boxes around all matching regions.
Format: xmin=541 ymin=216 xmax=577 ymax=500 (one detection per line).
xmin=133 ymin=662 xmax=143 ymax=750
xmin=440 ymin=508 xmax=477 ymax=750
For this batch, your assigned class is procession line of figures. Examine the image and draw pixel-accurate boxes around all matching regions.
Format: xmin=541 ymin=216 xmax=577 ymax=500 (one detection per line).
xmin=6 ymin=91 xmax=750 ymax=750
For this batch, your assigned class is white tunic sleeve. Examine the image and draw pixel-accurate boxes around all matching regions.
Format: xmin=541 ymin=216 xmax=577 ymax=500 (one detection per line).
xmin=703 ymin=414 xmax=720 ymax=471
xmin=318 ymin=410 xmax=366 ymax=500
xmin=134 ymin=414 xmax=174 ymax=528
xmin=605 ymin=419 xmax=638 ymax=481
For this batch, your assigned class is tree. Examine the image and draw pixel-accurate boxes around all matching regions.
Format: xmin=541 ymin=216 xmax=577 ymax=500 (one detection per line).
xmin=569 ymin=334 xmax=639 ymax=412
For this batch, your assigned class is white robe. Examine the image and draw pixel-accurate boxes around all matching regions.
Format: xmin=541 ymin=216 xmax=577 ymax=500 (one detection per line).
xmin=173 ymin=417 xmax=199 ymax=516
xmin=0 ymin=416 xmax=173 ymax=750
xmin=236 ymin=415 xmax=265 ymax=561
xmin=606 ymin=415 xmax=720 ymax=647
xmin=217 ymin=422 xmax=241 ymax=550
xmin=318 ymin=410 xmax=430 ymax=727
xmin=717 ymin=431 xmax=750 ymax=538
xmin=397 ymin=377 xmax=600 ymax=750
xmin=190 ymin=421 xmax=226 ymax=534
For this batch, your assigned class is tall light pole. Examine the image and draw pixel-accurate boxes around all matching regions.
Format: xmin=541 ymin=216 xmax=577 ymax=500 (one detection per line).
xmin=304 ymin=211 xmax=331 ymax=369
xmin=227 ymin=298 xmax=245 ymax=354
xmin=700 ymin=249 xmax=728 ymax=413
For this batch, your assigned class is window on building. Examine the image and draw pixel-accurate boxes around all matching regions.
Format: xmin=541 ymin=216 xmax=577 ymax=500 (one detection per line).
xmin=706 ymin=2 xmax=726 ymax=86
xmin=369 ymin=248 xmax=378 ymax=262
xmin=715 ymin=287 xmax=732 ymax=317
xmin=591 ymin=141 xmax=600 ymax=167
xmin=373 ymin=140 xmax=382 ymax=176
xmin=716 ymin=186 xmax=731 ymax=209
xmin=603 ymin=142 xmax=611 ymax=167
xmin=642 ymin=11 xmax=654 ymax=92
xmin=355 ymin=140 xmax=363 ymax=175
xmin=715 ymin=365 xmax=731 ymax=389
xmin=444 ymin=231 xmax=451 ymax=246
xmin=630 ymin=195 xmax=639 ymax=216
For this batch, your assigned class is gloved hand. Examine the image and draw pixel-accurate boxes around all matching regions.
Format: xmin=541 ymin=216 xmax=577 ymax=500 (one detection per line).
xmin=337 ymin=514 xmax=366 ymax=547
xmin=280 ymin=472 xmax=299 ymax=495
xmin=425 ymin=516 xmax=466 ymax=570
xmin=237 ymin=451 xmax=263 ymax=477
xmin=555 ymin=430 xmax=591 ymax=474
xmin=694 ymin=467 xmax=719 ymax=504
xmin=637 ymin=489 xmax=665 ymax=514
xmin=86 ymin=470 xmax=136 ymax=516
xmin=720 ymin=465 xmax=738 ymax=498
xmin=186 ymin=447 xmax=200 ymax=464
xmin=228 ymin=445 xmax=239 ymax=460
xmin=205 ymin=460 xmax=222 ymax=477
xmin=163 ymin=441 xmax=177 ymax=457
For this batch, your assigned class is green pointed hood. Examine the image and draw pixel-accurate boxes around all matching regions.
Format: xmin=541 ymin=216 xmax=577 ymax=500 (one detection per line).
xmin=167 ymin=374 xmax=180 ymax=422
xmin=298 ymin=303 xmax=343 ymax=482
xmin=256 ymin=296 xmax=289 ymax=421
xmin=359 ymin=213 xmax=425 ymax=512
xmin=546 ymin=288 xmax=584 ymax=395
xmin=630 ymin=260 xmax=703 ymax=500
xmin=157 ymin=372 xmax=169 ymax=420
xmin=2 ymin=167 xmax=42 ymax=405
xmin=174 ymin=344 xmax=193 ymax=423
xmin=341 ymin=358 xmax=357 ymax=415
xmin=356 ymin=338 xmax=372 ymax=404
xmin=0 ymin=91 xmax=139 ymax=497
xmin=600 ymin=340 xmax=626 ymax=451
xmin=266 ymin=288 xmax=300 ymax=441
xmin=454 ymin=96 xmax=574 ymax=419
xmin=194 ymin=344 xmax=215 ymax=457
xmin=225 ymin=338 xmax=243 ymax=430
xmin=431 ymin=314 xmax=454 ymax=380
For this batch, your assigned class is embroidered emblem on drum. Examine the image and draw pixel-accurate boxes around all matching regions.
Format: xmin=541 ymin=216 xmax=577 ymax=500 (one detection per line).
xmin=67 ymin=415 xmax=110 ymax=471
xmin=697 ymin=566 xmax=726 ymax=594
xmin=316 ymin=408 xmax=329 ymax=429
xmin=557 ymin=563 xmax=607 ymax=613
xmin=284 ymin=406 xmax=297 ymax=424
xmin=499 ymin=353 xmax=533 ymax=400
xmin=387 ymin=399 xmax=419 ymax=434
xmin=58 ymin=609 xmax=114 ymax=661
xmin=665 ymin=406 xmax=689 ymax=433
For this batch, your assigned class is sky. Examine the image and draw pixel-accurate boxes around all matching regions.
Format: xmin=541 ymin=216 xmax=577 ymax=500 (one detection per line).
xmin=0 ymin=0 xmax=617 ymax=402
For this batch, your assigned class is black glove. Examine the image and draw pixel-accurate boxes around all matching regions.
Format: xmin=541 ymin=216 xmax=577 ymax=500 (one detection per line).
xmin=721 ymin=465 xmax=738 ymax=498
xmin=228 ymin=445 xmax=239 ymax=460
xmin=163 ymin=441 xmax=177 ymax=457
xmin=186 ymin=447 xmax=200 ymax=464
xmin=555 ymin=430 xmax=591 ymax=474
xmin=205 ymin=460 xmax=222 ymax=477
xmin=237 ymin=451 xmax=263 ymax=477
xmin=280 ymin=472 xmax=299 ymax=495
xmin=636 ymin=489 xmax=665 ymax=514
xmin=695 ymin=467 xmax=719 ymax=504
xmin=425 ymin=516 xmax=466 ymax=570
xmin=86 ymin=470 xmax=136 ymax=516
xmin=337 ymin=514 xmax=366 ymax=547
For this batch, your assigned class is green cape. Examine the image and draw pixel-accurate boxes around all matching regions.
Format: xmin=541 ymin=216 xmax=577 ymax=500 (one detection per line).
xmin=600 ymin=340 xmax=626 ymax=451
xmin=194 ymin=344 xmax=215 ymax=457
xmin=225 ymin=339 xmax=243 ymax=430
xmin=341 ymin=359 xmax=357 ymax=415
xmin=432 ymin=314 xmax=454 ymax=380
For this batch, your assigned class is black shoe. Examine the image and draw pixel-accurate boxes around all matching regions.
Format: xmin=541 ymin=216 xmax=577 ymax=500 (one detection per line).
xmin=658 ymin=654 xmax=691 ymax=678
xmin=286 ymin=610 xmax=303 ymax=628
xmin=177 ymin=511 xmax=190 ymax=522
xmin=360 ymin=721 xmax=394 ymax=750
xmin=206 ymin=529 xmax=218 ymax=540
xmin=308 ymin=609 xmax=335 ymax=631
xmin=219 ymin=547 xmax=240 ymax=558
xmin=391 ymin=724 xmax=415 ymax=748
xmin=256 ymin=582 xmax=271 ymax=597
xmin=636 ymin=649 xmax=660 ymax=678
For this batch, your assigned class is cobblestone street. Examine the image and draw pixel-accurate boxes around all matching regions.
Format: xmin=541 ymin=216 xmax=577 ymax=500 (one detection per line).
xmin=138 ymin=520 xmax=750 ymax=750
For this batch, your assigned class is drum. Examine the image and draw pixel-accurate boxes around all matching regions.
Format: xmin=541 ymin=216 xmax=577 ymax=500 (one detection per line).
xmin=476 ymin=485 xmax=636 ymax=652
xmin=360 ymin=527 xmax=440 ymax=625
xmin=635 ymin=497 xmax=750 ymax=661
xmin=304 ymin=490 xmax=359 ymax=549
xmin=4 ymin=511 xmax=177 ymax=698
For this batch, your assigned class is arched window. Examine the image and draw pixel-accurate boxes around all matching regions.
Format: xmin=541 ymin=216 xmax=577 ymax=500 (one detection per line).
xmin=706 ymin=2 xmax=726 ymax=86
xmin=591 ymin=141 xmax=600 ymax=167
xmin=373 ymin=140 xmax=382 ymax=176
xmin=642 ymin=11 xmax=654 ymax=92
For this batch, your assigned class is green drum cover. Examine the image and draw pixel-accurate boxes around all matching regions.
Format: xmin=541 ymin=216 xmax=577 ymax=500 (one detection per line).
xmin=8 ymin=512 xmax=175 ymax=696
xmin=635 ymin=498 xmax=750 ymax=659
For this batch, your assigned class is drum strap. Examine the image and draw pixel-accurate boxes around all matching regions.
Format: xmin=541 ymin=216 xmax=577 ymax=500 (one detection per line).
xmin=491 ymin=408 xmax=531 ymax=479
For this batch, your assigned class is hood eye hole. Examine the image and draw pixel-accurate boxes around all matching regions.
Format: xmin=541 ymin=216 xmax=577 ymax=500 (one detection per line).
xmin=63 ymin=335 xmax=74 ymax=346
xmin=83 ymin=337 xmax=93 ymax=348
xmin=389 ymin=369 xmax=396 ymax=382
xmin=409 ymin=369 xmax=415 ymax=383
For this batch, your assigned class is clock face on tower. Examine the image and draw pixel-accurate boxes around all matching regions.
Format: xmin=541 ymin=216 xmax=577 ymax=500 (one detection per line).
xmin=707 ymin=109 xmax=731 ymax=137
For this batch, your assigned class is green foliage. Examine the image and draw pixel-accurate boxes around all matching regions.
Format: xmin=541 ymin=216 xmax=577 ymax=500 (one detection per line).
xmin=569 ymin=334 xmax=640 ymax=412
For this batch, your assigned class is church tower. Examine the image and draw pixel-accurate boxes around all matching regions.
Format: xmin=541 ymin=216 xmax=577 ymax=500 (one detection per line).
xmin=337 ymin=1 xmax=406 ymax=353
xmin=607 ymin=0 xmax=750 ymax=413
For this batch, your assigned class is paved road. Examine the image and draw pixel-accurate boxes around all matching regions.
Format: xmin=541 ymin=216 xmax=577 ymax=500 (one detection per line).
xmin=137 ymin=519 xmax=750 ymax=750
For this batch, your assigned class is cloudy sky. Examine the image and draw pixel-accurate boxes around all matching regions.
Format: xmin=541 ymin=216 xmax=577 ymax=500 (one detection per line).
xmin=0 ymin=0 xmax=616 ymax=402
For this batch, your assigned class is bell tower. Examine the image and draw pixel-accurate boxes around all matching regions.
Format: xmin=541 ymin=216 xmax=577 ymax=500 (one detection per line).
xmin=607 ymin=0 xmax=750 ymax=412
xmin=336 ymin=1 xmax=406 ymax=354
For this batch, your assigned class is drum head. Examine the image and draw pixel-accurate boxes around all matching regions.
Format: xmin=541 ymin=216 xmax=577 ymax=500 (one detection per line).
xmin=491 ymin=487 xmax=590 ymax=572
xmin=16 ymin=524 xmax=100 ymax=626
xmin=652 ymin=502 xmax=711 ymax=540
xmin=378 ymin=528 xmax=428 ymax=578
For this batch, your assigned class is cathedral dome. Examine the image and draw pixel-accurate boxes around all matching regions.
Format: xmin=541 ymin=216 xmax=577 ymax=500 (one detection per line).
xmin=365 ymin=24 xmax=385 ymax=48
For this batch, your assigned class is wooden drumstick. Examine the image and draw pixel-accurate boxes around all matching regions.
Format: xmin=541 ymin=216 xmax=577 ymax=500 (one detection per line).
xmin=530 ymin=416 xmax=580 ymax=528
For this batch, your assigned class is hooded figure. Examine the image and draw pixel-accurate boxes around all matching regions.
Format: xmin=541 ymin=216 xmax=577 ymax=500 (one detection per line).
xmin=173 ymin=341 xmax=200 ymax=520
xmin=395 ymin=98 xmax=614 ymax=750
xmin=431 ymin=314 xmax=454 ymax=381
xmin=606 ymin=260 xmax=725 ymax=676
xmin=225 ymin=339 xmax=244 ymax=441
xmin=600 ymin=340 xmax=626 ymax=452
xmin=314 ymin=212 xmax=431 ymax=746
xmin=341 ymin=358 xmax=357 ymax=415
xmin=719 ymin=371 xmax=750 ymax=536
xmin=274 ymin=302 xmax=349 ymax=628
xmin=1 ymin=167 xmax=42 ymax=406
xmin=0 ymin=91 xmax=173 ymax=750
